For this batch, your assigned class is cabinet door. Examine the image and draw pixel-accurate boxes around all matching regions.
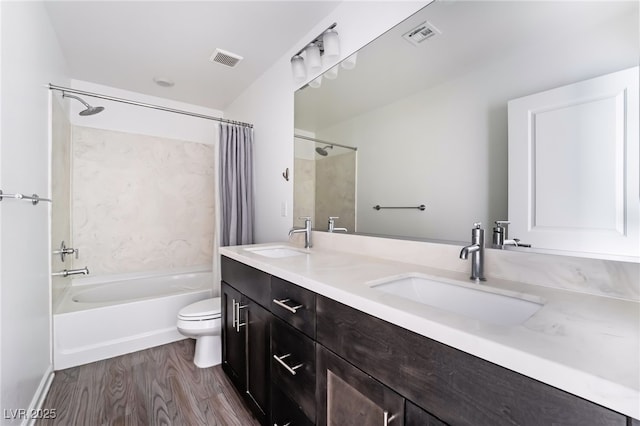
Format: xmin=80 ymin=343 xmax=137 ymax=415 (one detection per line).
xmin=245 ymin=298 xmax=271 ymax=423
xmin=508 ymin=66 xmax=639 ymax=258
xmin=271 ymin=384 xmax=314 ymax=426
xmin=221 ymin=281 xmax=245 ymax=390
xmin=316 ymin=345 xmax=404 ymax=426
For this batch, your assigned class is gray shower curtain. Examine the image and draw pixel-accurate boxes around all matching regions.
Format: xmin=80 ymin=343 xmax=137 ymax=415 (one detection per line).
xmin=219 ymin=123 xmax=254 ymax=246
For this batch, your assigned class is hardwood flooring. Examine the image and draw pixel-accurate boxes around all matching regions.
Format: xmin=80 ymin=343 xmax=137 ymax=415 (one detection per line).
xmin=38 ymin=339 xmax=260 ymax=426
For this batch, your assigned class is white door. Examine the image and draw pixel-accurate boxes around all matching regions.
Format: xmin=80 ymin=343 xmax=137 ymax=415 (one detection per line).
xmin=508 ymin=67 xmax=639 ymax=259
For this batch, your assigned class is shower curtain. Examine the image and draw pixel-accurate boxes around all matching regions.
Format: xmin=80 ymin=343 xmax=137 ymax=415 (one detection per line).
xmin=219 ymin=123 xmax=254 ymax=246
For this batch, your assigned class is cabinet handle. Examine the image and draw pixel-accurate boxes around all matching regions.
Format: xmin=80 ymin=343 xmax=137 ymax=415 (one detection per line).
xmin=273 ymin=353 xmax=304 ymax=376
xmin=235 ymin=302 xmax=248 ymax=332
xmin=273 ymin=298 xmax=304 ymax=314
xmin=232 ymin=299 xmax=237 ymax=328
xmin=383 ymin=410 xmax=396 ymax=425
xmin=274 ymin=423 xmax=291 ymax=426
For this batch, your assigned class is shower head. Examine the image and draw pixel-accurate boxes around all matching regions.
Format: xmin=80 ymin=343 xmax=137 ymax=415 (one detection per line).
xmin=63 ymin=93 xmax=104 ymax=116
xmin=315 ymin=145 xmax=333 ymax=156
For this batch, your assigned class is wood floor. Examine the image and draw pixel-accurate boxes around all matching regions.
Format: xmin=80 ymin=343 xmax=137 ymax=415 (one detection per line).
xmin=38 ymin=339 xmax=260 ymax=426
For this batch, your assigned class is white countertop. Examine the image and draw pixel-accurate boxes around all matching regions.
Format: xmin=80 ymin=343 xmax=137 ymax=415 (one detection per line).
xmin=220 ymin=243 xmax=640 ymax=419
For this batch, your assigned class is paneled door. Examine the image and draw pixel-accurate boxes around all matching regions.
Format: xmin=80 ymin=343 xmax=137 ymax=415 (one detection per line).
xmin=508 ymin=66 xmax=639 ymax=259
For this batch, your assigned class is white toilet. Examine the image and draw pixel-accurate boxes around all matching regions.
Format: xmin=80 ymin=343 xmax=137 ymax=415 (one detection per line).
xmin=177 ymin=297 xmax=222 ymax=368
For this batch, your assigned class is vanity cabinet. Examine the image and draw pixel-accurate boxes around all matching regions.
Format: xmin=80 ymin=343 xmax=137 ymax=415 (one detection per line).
xmin=221 ymin=255 xmax=632 ymax=426
xmin=221 ymin=257 xmax=272 ymax=425
xmin=316 ymin=295 xmax=626 ymax=426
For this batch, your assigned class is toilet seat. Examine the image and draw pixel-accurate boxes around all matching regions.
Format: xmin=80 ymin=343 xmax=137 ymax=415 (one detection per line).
xmin=178 ymin=298 xmax=221 ymax=321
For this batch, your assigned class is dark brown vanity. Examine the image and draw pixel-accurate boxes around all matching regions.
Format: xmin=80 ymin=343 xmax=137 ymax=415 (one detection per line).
xmin=221 ymin=255 xmax=632 ymax=426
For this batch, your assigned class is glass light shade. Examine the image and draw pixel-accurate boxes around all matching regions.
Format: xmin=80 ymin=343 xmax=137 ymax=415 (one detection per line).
xmin=291 ymin=55 xmax=306 ymax=83
xmin=341 ymin=52 xmax=358 ymax=70
xmin=322 ymin=29 xmax=340 ymax=62
xmin=309 ymin=75 xmax=322 ymax=88
xmin=305 ymin=43 xmax=322 ymax=75
xmin=324 ymin=64 xmax=339 ymax=80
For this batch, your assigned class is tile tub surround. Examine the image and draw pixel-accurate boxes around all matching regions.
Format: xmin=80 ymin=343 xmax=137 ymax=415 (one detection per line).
xmin=72 ymin=126 xmax=215 ymax=275
xmin=51 ymin=97 xmax=73 ymax=310
xmin=220 ymin=242 xmax=640 ymax=420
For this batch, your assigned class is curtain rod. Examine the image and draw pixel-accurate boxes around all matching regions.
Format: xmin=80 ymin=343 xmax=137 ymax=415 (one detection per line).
xmin=48 ymin=84 xmax=253 ymax=129
xmin=294 ymin=134 xmax=357 ymax=151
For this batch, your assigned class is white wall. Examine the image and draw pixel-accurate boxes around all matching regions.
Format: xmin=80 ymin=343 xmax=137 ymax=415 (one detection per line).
xmin=67 ymin=79 xmax=222 ymax=145
xmin=0 ymin=1 xmax=69 ymax=422
xmin=224 ymin=1 xmax=429 ymax=243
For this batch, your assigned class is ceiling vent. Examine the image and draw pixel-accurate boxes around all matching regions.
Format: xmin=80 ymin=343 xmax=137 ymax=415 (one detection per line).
xmin=209 ymin=48 xmax=243 ymax=68
xmin=402 ymin=21 xmax=441 ymax=46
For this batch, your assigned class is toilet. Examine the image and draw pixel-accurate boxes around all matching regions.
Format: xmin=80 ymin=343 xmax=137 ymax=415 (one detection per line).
xmin=176 ymin=297 xmax=221 ymax=368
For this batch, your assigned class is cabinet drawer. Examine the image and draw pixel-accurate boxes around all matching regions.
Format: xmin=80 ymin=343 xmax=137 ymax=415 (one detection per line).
xmin=271 ymin=384 xmax=314 ymax=426
xmin=405 ymin=400 xmax=448 ymax=426
xmin=271 ymin=316 xmax=316 ymax=421
xmin=271 ymin=276 xmax=316 ymax=338
xmin=221 ymin=256 xmax=271 ymax=307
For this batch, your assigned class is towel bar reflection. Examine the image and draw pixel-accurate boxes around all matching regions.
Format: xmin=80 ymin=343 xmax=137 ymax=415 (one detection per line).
xmin=0 ymin=190 xmax=51 ymax=205
xmin=373 ymin=204 xmax=426 ymax=211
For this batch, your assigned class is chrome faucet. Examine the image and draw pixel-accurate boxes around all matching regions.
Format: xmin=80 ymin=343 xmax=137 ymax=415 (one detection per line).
xmin=491 ymin=220 xmax=531 ymax=249
xmin=327 ymin=216 xmax=348 ymax=233
xmin=289 ymin=216 xmax=313 ymax=248
xmin=459 ymin=222 xmax=486 ymax=282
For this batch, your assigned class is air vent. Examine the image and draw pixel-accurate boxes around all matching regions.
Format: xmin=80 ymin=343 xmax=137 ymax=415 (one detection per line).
xmin=209 ymin=48 xmax=243 ymax=68
xmin=402 ymin=21 xmax=441 ymax=46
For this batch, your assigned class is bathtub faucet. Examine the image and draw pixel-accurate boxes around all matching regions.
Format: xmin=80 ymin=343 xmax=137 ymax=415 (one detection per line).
xmin=52 ymin=267 xmax=89 ymax=278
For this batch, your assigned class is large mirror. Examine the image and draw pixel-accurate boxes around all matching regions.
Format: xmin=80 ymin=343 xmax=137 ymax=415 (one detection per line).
xmin=294 ymin=0 xmax=639 ymax=259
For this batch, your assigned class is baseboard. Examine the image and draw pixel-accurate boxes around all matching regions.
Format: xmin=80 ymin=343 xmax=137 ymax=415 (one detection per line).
xmin=22 ymin=365 xmax=54 ymax=426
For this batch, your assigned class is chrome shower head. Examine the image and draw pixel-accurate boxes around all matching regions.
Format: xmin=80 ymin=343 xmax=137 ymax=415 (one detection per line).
xmin=315 ymin=145 xmax=333 ymax=156
xmin=63 ymin=93 xmax=104 ymax=116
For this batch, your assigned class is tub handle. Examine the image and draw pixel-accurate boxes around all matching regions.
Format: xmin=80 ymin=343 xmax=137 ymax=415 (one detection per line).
xmin=52 ymin=241 xmax=79 ymax=262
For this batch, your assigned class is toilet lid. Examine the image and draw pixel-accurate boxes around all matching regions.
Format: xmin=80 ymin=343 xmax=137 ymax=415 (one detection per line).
xmin=178 ymin=297 xmax=221 ymax=320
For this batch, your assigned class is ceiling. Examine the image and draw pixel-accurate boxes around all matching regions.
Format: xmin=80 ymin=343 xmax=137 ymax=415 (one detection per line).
xmin=45 ymin=1 xmax=342 ymax=110
xmin=295 ymin=0 xmax=638 ymax=132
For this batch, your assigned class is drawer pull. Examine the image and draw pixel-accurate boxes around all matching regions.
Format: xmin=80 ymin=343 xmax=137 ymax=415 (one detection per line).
xmin=273 ymin=298 xmax=304 ymax=314
xmin=274 ymin=423 xmax=291 ymax=426
xmin=273 ymin=353 xmax=304 ymax=376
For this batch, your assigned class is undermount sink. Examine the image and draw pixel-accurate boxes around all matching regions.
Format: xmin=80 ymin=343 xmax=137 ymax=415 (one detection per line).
xmin=369 ymin=274 xmax=543 ymax=326
xmin=244 ymin=245 xmax=307 ymax=259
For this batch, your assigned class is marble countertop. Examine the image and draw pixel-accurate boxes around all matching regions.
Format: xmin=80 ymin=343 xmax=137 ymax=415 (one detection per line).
xmin=220 ymin=243 xmax=639 ymax=419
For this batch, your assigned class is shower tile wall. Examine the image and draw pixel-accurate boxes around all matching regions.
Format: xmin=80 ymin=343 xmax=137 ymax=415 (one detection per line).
xmin=293 ymin=157 xmax=315 ymax=227
xmin=315 ymin=151 xmax=356 ymax=232
xmin=72 ymin=126 xmax=215 ymax=275
xmin=51 ymin=97 xmax=72 ymax=309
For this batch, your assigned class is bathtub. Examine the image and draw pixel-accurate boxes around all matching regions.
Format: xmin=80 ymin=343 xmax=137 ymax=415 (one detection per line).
xmin=53 ymin=265 xmax=213 ymax=370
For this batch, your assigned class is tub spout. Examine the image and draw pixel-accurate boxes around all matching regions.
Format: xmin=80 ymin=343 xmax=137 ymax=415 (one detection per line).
xmin=52 ymin=267 xmax=89 ymax=278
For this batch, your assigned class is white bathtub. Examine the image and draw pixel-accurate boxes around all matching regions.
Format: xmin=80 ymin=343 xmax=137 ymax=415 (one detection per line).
xmin=53 ymin=265 xmax=213 ymax=370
